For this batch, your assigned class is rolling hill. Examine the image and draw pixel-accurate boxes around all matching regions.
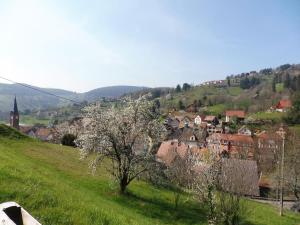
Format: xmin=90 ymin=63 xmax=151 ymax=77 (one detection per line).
xmin=82 ymin=85 xmax=147 ymax=102
xmin=0 ymin=84 xmax=146 ymax=112
xmin=159 ymin=63 xmax=300 ymax=116
xmin=0 ymin=125 xmax=299 ymax=224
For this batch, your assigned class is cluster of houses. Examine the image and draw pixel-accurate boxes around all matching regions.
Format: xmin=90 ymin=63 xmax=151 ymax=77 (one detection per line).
xmin=157 ymin=108 xmax=287 ymax=196
xmin=19 ymin=126 xmax=59 ymax=142
xmin=199 ymin=80 xmax=227 ymax=87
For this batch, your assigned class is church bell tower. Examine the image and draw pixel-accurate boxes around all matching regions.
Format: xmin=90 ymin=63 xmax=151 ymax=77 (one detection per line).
xmin=10 ymin=96 xmax=19 ymax=130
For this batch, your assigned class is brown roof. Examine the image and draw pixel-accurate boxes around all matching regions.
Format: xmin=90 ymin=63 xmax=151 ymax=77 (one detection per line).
xmin=219 ymin=159 xmax=260 ymax=196
xmin=256 ymin=131 xmax=282 ymax=140
xmin=35 ymin=128 xmax=54 ymax=138
xmin=179 ymin=127 xmax=195 ymax=142
xmin=200 ymin=122 xmax=207 ymax=128
xmin=166 ymin=128 xmax=183 ymax=140
xmin=204 ymin=115 xmax=216 ymax=122
xmin=226 ymin=110 xmax=245 ymax=118
xmin=19 ymin=126 xmax=34 ymax=134
xmin=214 ymin=133 xmax=254 ymax=144
xmin=156 ymin=140 xmax=189 ymax=166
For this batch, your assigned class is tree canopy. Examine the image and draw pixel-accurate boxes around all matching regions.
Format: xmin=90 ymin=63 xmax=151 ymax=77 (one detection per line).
xmin=76 ymin=98 xmax=165 ymax=193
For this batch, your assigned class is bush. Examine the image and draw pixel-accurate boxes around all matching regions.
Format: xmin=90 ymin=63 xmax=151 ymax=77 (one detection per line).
xmin=61 ymin=134 xmax=76 ymax=147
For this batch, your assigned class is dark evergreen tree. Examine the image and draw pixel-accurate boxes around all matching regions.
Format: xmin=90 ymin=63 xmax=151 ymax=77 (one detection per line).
xmin=297 ymin=76 xmax=300 ymax=91
xmin=272 ymin=78 xmax=276 ymax=92
xmin=175 ymin=84 xmax=181 ymax=92
xmin=284 ymin=92 xmax=300 ymax=124
xmin=240 ymin=77 xmax=250 ymax=89
xmin=279 ymin=64 xmax=291 ymax=70
xmin=197 ymin=99 xmax=203 ymax=107
xmin=182 ymin=83 xmax=191 ymax=91
xmin=291 ymin=77 xmax=298 ymax=91
xmin=178 ymin=100 xmax=185 ymax=110
xmin=284 ymin=74 xmax=291 ymax=89
xmin=226 ymin=77 xmax=231 ymax=87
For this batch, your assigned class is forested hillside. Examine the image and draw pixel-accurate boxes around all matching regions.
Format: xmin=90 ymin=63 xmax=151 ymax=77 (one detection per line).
xmin=0 ymin=84 xmax=146 ymax=112
xmin=157 ymin=63 xmax=300 ymax=116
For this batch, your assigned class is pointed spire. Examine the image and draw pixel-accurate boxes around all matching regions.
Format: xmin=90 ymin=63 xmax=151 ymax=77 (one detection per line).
xmin=14 ymin=95 xmax=18 ymax=114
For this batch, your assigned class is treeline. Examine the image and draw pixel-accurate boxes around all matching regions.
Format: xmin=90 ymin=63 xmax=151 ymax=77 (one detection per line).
xmin=284 ymin=92 xmax=300 ymax=124
xmin=273 ymin=73 xmax=300 ymax=92
xmin=175 ymin=83 xmax=192 ymax=92
xmin=240 ymin=77 xmax=260 ymax=89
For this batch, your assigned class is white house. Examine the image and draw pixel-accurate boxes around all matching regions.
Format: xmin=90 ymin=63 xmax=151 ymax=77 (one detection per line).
xmin=194 ymin=115 xmax=204 ymax=125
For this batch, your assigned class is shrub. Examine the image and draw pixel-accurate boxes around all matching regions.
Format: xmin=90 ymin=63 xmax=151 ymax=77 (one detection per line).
xmin=61 ymin=134 xmax=76 ymax=147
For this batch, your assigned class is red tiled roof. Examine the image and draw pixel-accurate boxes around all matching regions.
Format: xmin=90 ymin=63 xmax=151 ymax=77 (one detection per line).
xmin=216 ymin=133 xmax=254 ymax=144
xmin=226 ymin=110 xmax=245 ymax=118
xmin=276 ymin=99 xmax=292 ymax=109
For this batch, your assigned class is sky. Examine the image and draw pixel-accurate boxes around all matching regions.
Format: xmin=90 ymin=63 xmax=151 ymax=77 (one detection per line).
xmin=0 ymin=0 xmax=299 ymax=93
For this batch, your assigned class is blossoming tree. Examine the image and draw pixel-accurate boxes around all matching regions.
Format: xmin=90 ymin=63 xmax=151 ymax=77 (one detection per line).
xmin=76 ymin=98 xmax=165 ymax=194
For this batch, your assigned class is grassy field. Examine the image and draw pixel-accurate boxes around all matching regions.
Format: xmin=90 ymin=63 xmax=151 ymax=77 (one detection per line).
xmin=159 ymin=86 xmax=243 ymax=113
xmin=0 ymin=125 xmax=299 ymax=225
xmin=250 ymin=111 xmax=285 ymax=122
xmin=276 ymin=83 xmax=284 ymax=92
xmin=20 ymin=115 xmax=50 ymax=126
xmin=206 ymin=104 xmax=226 ymax=115
xmin=289 ymin=124 xmax=300 ymax=136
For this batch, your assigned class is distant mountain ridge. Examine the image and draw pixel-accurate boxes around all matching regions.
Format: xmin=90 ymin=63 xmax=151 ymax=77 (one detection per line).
xmin=83 ymin=86 xmax=147 ymax=102
xmin=0 ymin=84 xmax=147 ymax=112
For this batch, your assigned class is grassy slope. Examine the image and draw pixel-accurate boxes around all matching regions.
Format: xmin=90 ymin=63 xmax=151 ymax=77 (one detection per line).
xmin=160 ymin=86 xmax=242 ymax=113
xmin=0 ymin=127 xmax=299 ymax=224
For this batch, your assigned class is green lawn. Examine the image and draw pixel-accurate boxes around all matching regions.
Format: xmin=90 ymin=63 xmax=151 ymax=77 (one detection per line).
xmin=0 ymin=125 xmax=299 ymax=225
xmin=290 ymin=124 xmax=300 ymax=136
xmin=251 ymin=111 xmax=284 ymax=122
xmin=206 ymin=104 xmax=226 ymax=115
xmin=276 ymin=83 xmax=284 ymax=92
xmin=227 ymin=86 xmax=242 ymax=96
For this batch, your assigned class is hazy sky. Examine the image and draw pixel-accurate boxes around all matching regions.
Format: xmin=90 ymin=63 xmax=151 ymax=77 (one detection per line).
xmin=0 ymin=0 xmax=299 ymax=92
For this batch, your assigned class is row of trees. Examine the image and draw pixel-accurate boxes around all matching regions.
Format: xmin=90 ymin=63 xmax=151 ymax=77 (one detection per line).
xmin=176 ymin=83 xmax=192 ymax=92
xmin=272 ymin=73 xmax=300 ymax=93
xmin=240 ymin=77 xmax=260 ymax=89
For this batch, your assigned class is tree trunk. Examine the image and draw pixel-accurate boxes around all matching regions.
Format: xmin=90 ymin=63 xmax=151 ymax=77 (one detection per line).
xmin=119 ymin=176 xmax=128 ymax=194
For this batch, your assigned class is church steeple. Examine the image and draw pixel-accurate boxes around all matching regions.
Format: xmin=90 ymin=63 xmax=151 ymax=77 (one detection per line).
xmin=14 ymin=95 xmax=18 ymax=114
xmin=10 ymin=96 xmax=19 ymax=130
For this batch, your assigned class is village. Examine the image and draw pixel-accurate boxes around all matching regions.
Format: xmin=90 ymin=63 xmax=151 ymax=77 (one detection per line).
xmin=7 ymin=92 xmax=295 ymax=200
xmin=0 ymin=1 xmax=299 ymax=224
xmin=157 ymin=98 xmax=293 ymax=198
